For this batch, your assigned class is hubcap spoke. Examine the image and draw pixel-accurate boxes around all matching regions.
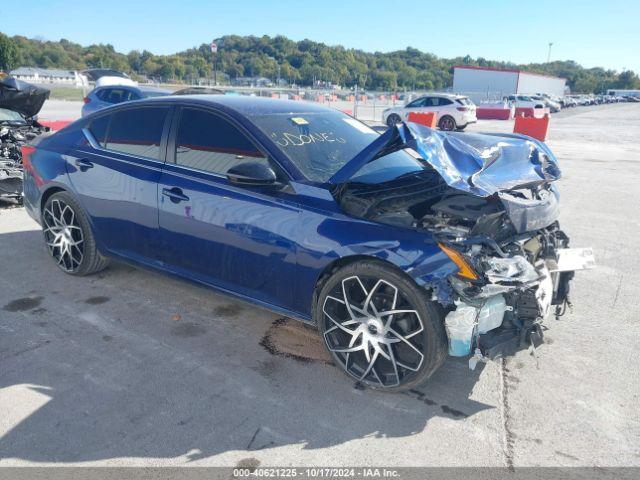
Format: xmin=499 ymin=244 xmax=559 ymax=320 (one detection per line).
xmin=43 ymin=199 xmax=84 ymax=273
xmin=323 ymin=274 xmax=425 ymax=388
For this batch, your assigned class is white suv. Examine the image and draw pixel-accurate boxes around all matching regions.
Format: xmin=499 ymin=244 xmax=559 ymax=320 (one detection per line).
xmin=382 ymin=94 xmax=477 ymax=131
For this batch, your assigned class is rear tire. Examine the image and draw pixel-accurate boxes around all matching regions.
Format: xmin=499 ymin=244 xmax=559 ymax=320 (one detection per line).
xmin=386 ymin=113 xmax=402 ymax=127
xmin=314 ymin=260 xmax=448 ymax=391
xmin=438 ymin=115 xmax=456 ymax=131
xmin=42 ymin=191 xmax=109 ymax=276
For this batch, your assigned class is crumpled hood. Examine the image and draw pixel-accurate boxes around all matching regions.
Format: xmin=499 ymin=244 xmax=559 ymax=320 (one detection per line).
xmin=329 ymin=122 xmax=561 ymax=197
xmin=0 ymin=78 xmax=51 ymax=119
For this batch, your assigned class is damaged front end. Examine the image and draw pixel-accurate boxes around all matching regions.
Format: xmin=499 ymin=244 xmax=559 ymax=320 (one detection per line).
xmin=333 ymin=122 xmax=595 ymax=365
xmin=0 ymin=78 xmax=50 ymax=203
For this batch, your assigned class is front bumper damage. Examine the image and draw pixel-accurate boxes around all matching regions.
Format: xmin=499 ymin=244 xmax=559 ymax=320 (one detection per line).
xmin=333 ymin=121 xmax=595 ymax=367
xmin=442 ymin=226 xmax=595 ymax=366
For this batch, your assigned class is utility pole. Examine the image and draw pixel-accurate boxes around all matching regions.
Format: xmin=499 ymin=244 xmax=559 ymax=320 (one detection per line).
xmin=210 ymin=40 xmax=218 ymax=85
xmin=547 ymin=42 xmax=554 ymax=63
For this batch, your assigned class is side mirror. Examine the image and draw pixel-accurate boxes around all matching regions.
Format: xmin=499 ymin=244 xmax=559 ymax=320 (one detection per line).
xmin=226 ymin=161 xmax=278 ymax=186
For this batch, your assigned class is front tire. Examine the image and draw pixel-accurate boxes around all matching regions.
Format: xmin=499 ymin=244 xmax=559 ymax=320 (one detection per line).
xmin=42 ymin=191 xmax=109 ymax=276
xmin=438 ymin=115 xmax=456 ymax=131
xmin=315 ymin=260 xmax=447 ymax=391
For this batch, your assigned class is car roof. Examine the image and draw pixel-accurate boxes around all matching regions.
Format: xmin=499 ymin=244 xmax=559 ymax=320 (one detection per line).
xmin=415 ymin=93 xmax=467 ymax=100
xmin=141 ymin=94 xmax=334 ymax=115
xmin=138 ymin=86 xmax=172 ymax=94
xmin=93 ymin=84 xmax=170 ymax=94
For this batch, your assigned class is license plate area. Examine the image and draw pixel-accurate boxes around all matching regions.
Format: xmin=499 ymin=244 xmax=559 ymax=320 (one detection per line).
xmin=550 ymin=248 xmax=596 ymax=272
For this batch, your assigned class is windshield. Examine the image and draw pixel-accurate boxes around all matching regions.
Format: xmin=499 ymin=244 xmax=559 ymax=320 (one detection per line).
xmin=251 ymin=111 xmax=427 ymax=183
xmin=0 ymin=108 xmax=26 ymax=124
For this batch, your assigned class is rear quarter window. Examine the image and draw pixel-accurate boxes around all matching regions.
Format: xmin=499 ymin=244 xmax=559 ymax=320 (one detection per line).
xmin=88 ymin=115 xmax=110 ymax=148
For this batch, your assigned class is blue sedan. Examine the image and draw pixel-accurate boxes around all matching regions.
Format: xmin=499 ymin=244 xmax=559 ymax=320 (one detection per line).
xmin=22 ymin=96 xmax=591 ymax=390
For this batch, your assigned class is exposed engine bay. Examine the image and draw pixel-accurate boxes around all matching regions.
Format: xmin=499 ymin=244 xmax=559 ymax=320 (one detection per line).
xmin=0 ymin=77 xmax=51 ymax=203
xmin=335 ymin=123 xmax=595 ymax=364
xmin=1 ymin=123 xmax=49 ymax=201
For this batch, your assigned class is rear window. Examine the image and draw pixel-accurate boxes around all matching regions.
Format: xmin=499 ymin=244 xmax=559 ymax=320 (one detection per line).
xmin=105 ymin=107 xmax=169 ymax=160
xmin=101 ymin=88 xmax=137 ymax=104
xmin=456 ymin=97 xmax=472 ymax=106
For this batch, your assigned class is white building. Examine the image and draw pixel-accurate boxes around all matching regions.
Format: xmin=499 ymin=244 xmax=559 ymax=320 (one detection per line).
xmin=9 ymin=67 xmax=88 ymax=87
xmin=453 ymin=66 xmax=566 ymax=103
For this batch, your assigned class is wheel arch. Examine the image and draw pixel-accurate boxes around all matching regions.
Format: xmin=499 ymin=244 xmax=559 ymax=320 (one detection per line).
xmin=310 ymin=253 xmax=439 ymax=323
xmin=39 ymin=186 xmax=105 ymax=254
xmin=40 ymin=185 xmax=69 ymax=213
xmin=438 ymin=114 xmax=456 ymax=128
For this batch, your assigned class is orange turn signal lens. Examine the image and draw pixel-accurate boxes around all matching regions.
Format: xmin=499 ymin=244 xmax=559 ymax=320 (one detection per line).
xmin=438 ymin=243 xmax=479 ymax=280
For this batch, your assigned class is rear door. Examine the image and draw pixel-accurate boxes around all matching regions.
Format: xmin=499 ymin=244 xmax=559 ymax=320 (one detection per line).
xmin=157 ymin=106 xmax=299 ymax=308
xmin=435 ymin=96 xmax=454 ymax=114
xmin=67 ymin=105 xmax=171 ymax=263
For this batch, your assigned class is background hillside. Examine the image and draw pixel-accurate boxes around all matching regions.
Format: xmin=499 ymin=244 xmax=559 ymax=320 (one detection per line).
xmin=1 ymin=32 xmax=639 ymax=92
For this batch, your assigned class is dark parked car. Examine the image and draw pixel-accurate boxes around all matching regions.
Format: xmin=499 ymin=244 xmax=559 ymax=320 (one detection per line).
xmin=23 ymin=96 xmax=593 ymax=390
xmin=172 ymin=86 xmax=224 ymax=95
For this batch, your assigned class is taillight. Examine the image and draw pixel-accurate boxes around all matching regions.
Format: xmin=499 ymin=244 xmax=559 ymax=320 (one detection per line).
xmin=21 ymin=145 xmax=43 ymax=187
xmin=21 ymin=145 xmax=36 ymax=168
xmin=83 ymin=97 xmax=91 ymax=104
xmin=456 ymin=106 xmax=469 ymax=111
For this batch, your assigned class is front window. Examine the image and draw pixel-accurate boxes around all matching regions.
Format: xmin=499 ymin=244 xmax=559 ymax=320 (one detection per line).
xmin=175 ymin=108 xmax=269 ymax=175
xmin=405 ymin=97 xmax=426 ymax=108
xmin=251 ymin=111 xmax=428 ymax=183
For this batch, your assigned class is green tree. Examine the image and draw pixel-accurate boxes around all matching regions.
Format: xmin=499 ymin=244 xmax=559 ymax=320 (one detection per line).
xmin=2 ymin=31 xmax=638 ymax=92
xmin=0 ymin=33 xmax=20 ymax=71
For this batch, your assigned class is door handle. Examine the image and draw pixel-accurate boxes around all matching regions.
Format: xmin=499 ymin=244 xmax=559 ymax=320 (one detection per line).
xmin=162 ymin=187 xmax=190 ymax=203
xmin=75 ymin=158 xmax=94 ymax=171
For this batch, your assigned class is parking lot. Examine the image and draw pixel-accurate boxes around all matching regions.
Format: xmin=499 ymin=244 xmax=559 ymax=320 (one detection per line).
xmin=1 ymin=102 xmax=639 ymax=467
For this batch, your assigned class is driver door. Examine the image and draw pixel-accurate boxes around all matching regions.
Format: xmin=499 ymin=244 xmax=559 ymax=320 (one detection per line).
xmin=157 ymin=106 xmax=299 ymax=308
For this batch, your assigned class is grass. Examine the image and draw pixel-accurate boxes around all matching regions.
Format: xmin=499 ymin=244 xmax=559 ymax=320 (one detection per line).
xmin=45 ymin=86 xmax=87 ymax=101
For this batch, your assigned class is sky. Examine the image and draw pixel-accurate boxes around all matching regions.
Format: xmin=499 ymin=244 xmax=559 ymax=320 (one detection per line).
xmin=1 ymin=0 xmax=638 ymax=73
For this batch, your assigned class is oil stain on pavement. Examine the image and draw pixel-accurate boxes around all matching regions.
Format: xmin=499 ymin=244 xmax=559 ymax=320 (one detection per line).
xmin=3 ymin=296 xmax=43 ymax=312
xmin=260 ymin=317 xmax=332 ymax=364
xmin=84 ymin=296 xmax=111 ymax=305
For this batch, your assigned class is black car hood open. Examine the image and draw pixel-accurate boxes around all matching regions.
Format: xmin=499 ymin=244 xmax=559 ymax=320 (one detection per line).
xmin=0 ymin=78 xmax=50 ymax=119
xmin=328 ymin=122 xmax=561 ymax=197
